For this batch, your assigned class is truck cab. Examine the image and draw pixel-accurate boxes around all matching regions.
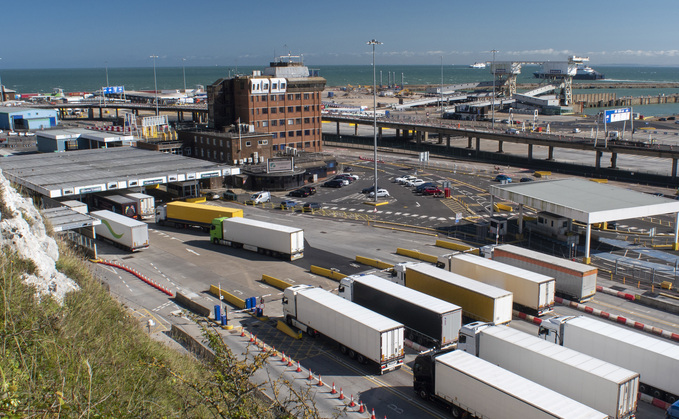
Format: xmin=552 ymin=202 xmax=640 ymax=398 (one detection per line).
xmin=391 ymin=262 xmax=415 ymax=285
xmin=457 ymin=321 xmax=492 ymax=356
xmin=155 ymin=205 xmax=167 ymax=224
xmin=337 ymin=276 xmax=355 ymax=300
xmin=209 ymin=217 xmax=228 ymax=242
xmin=281 ymin=284 xmax=314 ymax=325
xmin=537 ymin=315 xmax=576 ymax=345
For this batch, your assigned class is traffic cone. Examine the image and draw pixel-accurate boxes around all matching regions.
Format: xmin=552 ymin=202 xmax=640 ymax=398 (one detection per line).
xmin=370 ymin=408 xmax=376 ymax=419
xmin=281 ymin=351 xmax=287 ymax=363
xmin=241 ymin=329 xmax=245 ymax=337
xmin=338 ymin=388 xmax=344 ymax=400
xmin=349 ymin=394 xmax=355 ymax=407
xmin=358 ymin=401 xmax=364 ymax=413
xmin=330 ymin=382 xmax=337 ymax=394
xmin=308 ymin=369 xmax=314 ymax=381
xmin=287 ymin=357 xmax=293 ymax=367
xmin=317 ymin=374 xmax=324 ymax=387
xmin=296 ymin=361 xmax=302 ymax=373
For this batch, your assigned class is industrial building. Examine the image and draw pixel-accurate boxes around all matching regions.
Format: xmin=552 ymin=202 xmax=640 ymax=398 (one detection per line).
xmin=207 ymin=54 xmax=326 ymax=153
xmin=36 ymin=128 xmax=135 ymax=152
xmin=0 ymin=107 xmax=58 ymax=130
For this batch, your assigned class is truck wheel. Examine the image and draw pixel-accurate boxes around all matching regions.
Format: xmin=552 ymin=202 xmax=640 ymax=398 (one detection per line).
xmin=340 ymin=345 xmax=347 ymax=355
xmin=451 ymin=406 xmax=462 ymax=418
xmin=286 ymin=316 xmax=293 ymax=326
xmin=306 ymin=328 xmax=316 ymax=337
xmin=348 ymin=350 xmax=356 ymax=359
xmin=668 ymin=394 xmax=677 ymax=404
xmin=639 ymin=384 xmax=647 ymax=394
xmin=418 ymin=389 xmax=428 ymax=400
xmin=357 ymin=354 xmax=366 ymax=364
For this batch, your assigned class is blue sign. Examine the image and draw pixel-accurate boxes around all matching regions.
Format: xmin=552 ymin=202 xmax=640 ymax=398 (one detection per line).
xmin=103 ymin=86 xmax=125 ymax=94
xmin=605 ymin=108 xmax=630 ymax=123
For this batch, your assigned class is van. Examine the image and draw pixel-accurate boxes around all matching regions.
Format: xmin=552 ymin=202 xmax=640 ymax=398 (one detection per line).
xmin=247 ymin=191 xmax=271 ymax=204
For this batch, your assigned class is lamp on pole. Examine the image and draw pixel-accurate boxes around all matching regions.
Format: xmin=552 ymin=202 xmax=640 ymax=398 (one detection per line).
xmin=150 ymin=55 xmax=159 ymax=116
xmin=182 ymin=58 xmax=187 ymax=93
xmin=367 ymin=39 xmax=382 ymax=203
xmin=0 ymin=57 xmax=3 ymax=104
xmin=491 ymin=49 xmax=498 ymax=130
xmin=440 ymin=55 xmax=444 ymax=119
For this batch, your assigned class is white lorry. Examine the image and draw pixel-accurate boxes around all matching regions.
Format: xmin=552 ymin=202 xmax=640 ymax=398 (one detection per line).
xmin=413 ymin=350 xmax=607 ymax=419
xmin=90 ymin=210 xmax=149 ymax=251
xmin=392 ymin=262 xmax=513 ymax=325
xmin=489 ymin=244 xmax=598 ymax=302
xmin=438 ymin=252 xmax=555 ymax=316
xmin=282 ymin=285 xmax=405 ymax=374
xmin=459 ymin=322 xmax=639 ymax=418
xmin=539 ymin=315 xmax=679 ymax=404
xmin=338 ymin=274 xmax=462 ymax=348
xmin=124 ymin=193 xmax=155 ymax=219
xmin=210 ymin=217 xmax=304 ymax=261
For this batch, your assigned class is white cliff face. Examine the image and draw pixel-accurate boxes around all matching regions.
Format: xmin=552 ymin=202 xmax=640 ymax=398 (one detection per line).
xmin=0 ymin=169 xmax=79 ymax=304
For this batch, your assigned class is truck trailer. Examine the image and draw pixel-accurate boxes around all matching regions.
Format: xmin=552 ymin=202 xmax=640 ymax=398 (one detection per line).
xmin=392 ymin=262 xmax=513 ymax=325
xmin=210 ymin=217 xmax=304 ymax=261
xmin=539 ymin=315 xmax=679 ymax=403
xmin=155 ymin=201 xmax=243 ymax=231
xmin=438 ymin=252 xmax=555 ymax=316
xmin=91 ymin=194 xmax=139 ymax=219
xmin=124 ymin=193 xmax=155 ymax=220
xmin=338 ymin=274 xmax=461 ymax=348
xmin=490 ymin=244 xmax=597 ymax=302
xmin=413 ymin=350 xmax=607 ymax=419
xmin=283 ymin=285 xmax=404 ymax=374
xmin=90 ymin=210 xmax=149 ymax=251
xmin=459 ymin=322 xmax=638 ymax=418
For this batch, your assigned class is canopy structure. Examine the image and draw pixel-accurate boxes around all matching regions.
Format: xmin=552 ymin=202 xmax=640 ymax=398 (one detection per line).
xmin=489 ymin=178 xmax=679 ymax=263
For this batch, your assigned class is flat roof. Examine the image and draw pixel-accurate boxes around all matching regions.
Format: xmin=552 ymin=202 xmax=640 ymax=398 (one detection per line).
xmin=489 ymin=178 xmax=679 ymax=224
xmin=36 ymin=128 xmax=133 ymax=142
xmin=0 ymin=147 xmax=240 ymax=198
xmin=41 ymin=207 xmax=101 ymax=232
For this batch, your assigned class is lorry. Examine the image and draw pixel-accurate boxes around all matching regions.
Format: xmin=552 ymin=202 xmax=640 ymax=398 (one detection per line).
xmin=459 ymin=322 xmax=639 ymax=418
xmin=90 ymin=194 xmax=139 ymax=219
xmin=282 ymin=285 xmax=404 ymax=374
xmin=338 ymin=274 xmax=462 ymax=348
xmin=489 ymin=244 xmax=598 ymax=302
xmin=90 ymin=210 xmax=149 ymax=251
xmin=210 ymin=217 xmax=304 ymax=261
xmin=539 ymin=315 xmax=679 ymax=404
xmin=413 ymin=350 xmax=608 ymax=419
xmin=124 ymin=193 xmax=155 ymax=219
xmin=392 ymin=262 xmax=513 ymax=325
xmin=155 ymin=201 xmax=243 ymax=231
xmin=437 ymin=252 xmax=555 ymax=316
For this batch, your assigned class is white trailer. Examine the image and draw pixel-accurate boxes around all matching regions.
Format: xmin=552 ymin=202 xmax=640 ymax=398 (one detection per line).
xmin=90 ymin=210 xmax=149 ymax=251
xmin=393 ymin=262 xmax=513 ymax=325
xmin=124 ymin=193 xmax=155 ymax=219
xmin=439 ymin=252 xmax=555 ymax=316
xmin=459 ymin=322 xmax=638 ymax=418
xmin=211 ymin=217 xmax=304 ymax=261
xmin=338 ymin=274 xmax=461 ymax=348
xmin=282 ymin=285 xmax=404 ymax=374
xmin=414 ymin=350 xmax=607 ymax=419
xmin=491 ymin=244 xmax=597 ymax=302
xmin=540 ymin=315 xmax=679 ymax=404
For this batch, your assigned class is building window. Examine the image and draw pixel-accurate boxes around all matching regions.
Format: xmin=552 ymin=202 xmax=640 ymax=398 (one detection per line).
xmin=304 ymin=141 xmax=311 ymax=148
xmin=280 ymin=132 xmax=286 ymax=138
xmin=271 ymin=120 xmax=277 ymax=126
xmin=256 ymin=109 xmax=260 ymax=115
xmin=287 ymin=119 xmax=294 ymax=125
xmin=288 ymin=131 xmax=295 ymax=137
xmin=304 ymin=130 xmax=310 ymax=136
xmin=220 ymin=152 xmax=224 ymax=160
xmin=296 ymin=130 xmax=302 ymax=137
xmin=287 ymin=106 xmax=294 ymax=112
xmin=262 ymin=108 xmax=268 ymax=114
xmin=295 ymin=94 xmax=301 ymax=100
xmin=273 ymin=145 xmax=278 ymax=150
xmin=272 ymin=83 xmax=277 ymax=89
xmin=295 ymin=118 xmax=302 ymax=124
xmin=279 ymin=107 xmax=284 ymax=113
xmin=219 ymin=139 xmax=223 ymax=147
xmin=279 ymin=94 xmax=285 ymax=100
xmin=245 ymin=141 xmax=251 ymax=147
xmin=271 ymin=107 xmax=277 ymax=114
xmin=258 ymin=140 xmax=268 ymax=145
xmin=227 ymin=141 xmax=231 ymax=148
xmin=304 ymin=93 xmax=309 ymax=100
xmin=279 ymin=119 xmax=285 ymax=126
xmin=281 ymin=83 xmax=286 ymax=90
xmin=304 ymin=117 xmax=310 ymax=124
xmin=304 ymin=105 xmax=310 ymax=112
xmin=296 ymin=106 xmax=302 ymax=112
xmin=201 ymin=149 xmax=204 ymax=157
xmin=296 ymin=142 xmax=302 ymax=148
xmin=271 ymin=95 xmax=276 ymax=101
xmin=272 ymin=133 xmax=277 ymax=139
xmin=262 ymin=121 xmax=268 ymax=127
xmin=213 ymin=138 xmax=216 ymax=145
xmin=287 ymin=94 xmax=293 ymax=100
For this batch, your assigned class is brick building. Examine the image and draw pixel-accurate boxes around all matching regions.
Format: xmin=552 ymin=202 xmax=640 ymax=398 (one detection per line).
xmin=208 ymin=55 xmax=326 ymax=153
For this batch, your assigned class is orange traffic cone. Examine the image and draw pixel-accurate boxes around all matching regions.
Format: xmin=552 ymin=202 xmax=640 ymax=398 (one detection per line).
xmin=308 ymin=369 xmax=314 ymax=381
xmin=338 ymin=388 xmax=345 ymax=400
xmin=330 ymin=382 xmax=337 ymax=394
xmin=370 ymin=408 xmax=376 ymax=419
xmin=287 ymin=357 xmax=293 ymax=367
xmin=317 ymin=374 xmax=324 ymax=387
xmin=358 ymin=401 xmax=364 ymax=413
xmin=349 ymin=394 xmax=355 ymax=407
xmin=296 ymin=361 xmax=302 ymax=373
xmin=249 ymin=334 xmax=254 ymax=342
xmin=240 ymin=329 xmax=245 ymax=337
xmin=281 ymin=351 xmax=287 ymax=363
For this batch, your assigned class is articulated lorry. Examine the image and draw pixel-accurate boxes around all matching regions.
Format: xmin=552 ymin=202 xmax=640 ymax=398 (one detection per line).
xmin=155 ymin=201 xmax=242 ymax=231
xmin=282 ymin=285 xmax=404 ymax=374
xmin=90 ymin=210 xmax=149 ymax=251
xmin=539 ymin=315 xmax=679 ymax=403
xmin=489 ymin=244 xmax=597 ymax=302
xmin=459 ymin=322 xmax=638 ymax=418
xmin=413 ymin=350 xmax=607 ymax=419
xmin=338 ymin=274 xmax=461 ymax=348
xmin=438 ymin=252 xmax=555 ymax=316
xmin=392 ymin=262 xmax=513 ymax=325
xmin=91 ymin=194 xmax=139 ymax=219
xmin=124 ymin=193 xmax=155 ymax=220
xmin=210 ymin=217 xmax=304 ymax=261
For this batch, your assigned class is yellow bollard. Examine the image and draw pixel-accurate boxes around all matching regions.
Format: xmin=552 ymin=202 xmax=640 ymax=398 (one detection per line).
xmin=622 ymin=277 xmax=625 ymax=284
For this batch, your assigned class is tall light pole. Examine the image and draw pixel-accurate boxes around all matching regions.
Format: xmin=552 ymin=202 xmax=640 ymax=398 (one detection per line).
xmin=440 ymin=56 xmax=444 ymax=118
xmin=0 ymin=57 xmax=3 ymax=104
xmin=182 ymin=58 xmax=187 ymax=93
xmin=367 ymin=39 xmax=382 ymax=202
xmin=150 ymin=55 xmax=159 ymax=115
xmin=491 ymin=49 xmax=498 ymax=130
xmin=104 ymin=61 xmax=109 ymax=105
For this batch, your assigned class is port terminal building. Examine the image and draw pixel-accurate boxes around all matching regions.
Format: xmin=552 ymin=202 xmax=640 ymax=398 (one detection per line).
xmin=0 ymin=107 xmax=58 ymax=130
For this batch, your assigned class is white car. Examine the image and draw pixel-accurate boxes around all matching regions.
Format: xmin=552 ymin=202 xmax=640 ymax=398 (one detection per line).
xmin=395 ymin=175 xmax=416 ymax=184
xmin=405 ymin=179 xmax=426 ymax=187
xmin=368 ymin=189 xmax=390 ymax=198
xmin=335 ymin=178 xmax=350 ymax=186
xmin=344 ymin=173 xmax=359 ymax=181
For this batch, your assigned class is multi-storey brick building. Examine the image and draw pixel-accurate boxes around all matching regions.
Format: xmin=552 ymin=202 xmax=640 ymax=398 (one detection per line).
xmin=208 ymin=55 xmax=326 ymax=153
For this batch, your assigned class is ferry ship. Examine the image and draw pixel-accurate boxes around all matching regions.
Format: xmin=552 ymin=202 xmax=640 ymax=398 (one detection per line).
xmin=469 ymin=62 xmax=486 ymax=69
xmin=573 ymin=63 xmax=605 ymax=80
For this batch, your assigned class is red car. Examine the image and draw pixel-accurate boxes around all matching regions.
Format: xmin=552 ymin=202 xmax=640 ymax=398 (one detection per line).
xmin=421 ymin=186 xmax=443 ymax=196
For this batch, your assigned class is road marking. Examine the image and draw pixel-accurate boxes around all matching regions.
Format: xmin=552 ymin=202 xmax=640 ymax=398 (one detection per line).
xmin=233 ymin=290 xmax=243 ymax=295
xmin=415 ymin=202 xmax=421 ymax=207
xmin=186 ymin=248 xmax=200 ymax=256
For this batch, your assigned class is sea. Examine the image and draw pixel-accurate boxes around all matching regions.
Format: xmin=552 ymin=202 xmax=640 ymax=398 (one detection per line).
xmin=2 ymin=64 xmax=679 ymax=116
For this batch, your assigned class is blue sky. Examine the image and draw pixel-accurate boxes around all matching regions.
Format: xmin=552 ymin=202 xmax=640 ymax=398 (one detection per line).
xmin=2 ymin=0 xmax=677 ymax=69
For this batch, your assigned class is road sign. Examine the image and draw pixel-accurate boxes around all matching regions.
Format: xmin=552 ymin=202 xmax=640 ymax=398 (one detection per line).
xmin=604 ymin=108 xmax=631 ymax=123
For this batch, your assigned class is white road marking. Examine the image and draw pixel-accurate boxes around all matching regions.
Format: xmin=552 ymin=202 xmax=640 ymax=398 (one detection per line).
xmin=186 ymin=248 xmax=200 ymax=256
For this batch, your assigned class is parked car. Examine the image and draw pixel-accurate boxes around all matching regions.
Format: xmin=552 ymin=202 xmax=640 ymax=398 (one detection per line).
xmin=495 ymin=174 xmax=512 ymax=183
xmin=323 ymin=180 xmax=344 ymax=188
xmin=395 ymin=175 xmax=417 ymax=184
xmin=288 ymin=188 xmax=310 ymax=198
xmin=519 ymin=177 xmax=534 ymax=183
xmin=572 ymin=128 xmax=581 ymax=133
xmin=334 ymin=177 xmax=351 ymax=186
xmin=414 ymin=182 xmax=437 ymax=193
xmin=368 ymin=189 xmax=390 ymax=198
xmin=405 ymin=179 xmax=426 ymax=187
xmin=223 ymin=190 xmax=238 ymax=201
xmin=361 ymin=185 xmax=382 ymax=194
xmin=505 ymin=128 xmax=519 ymax=134
xmin=421 ymin=186 xmax=443 ymax=196
xmin=279 ymin=200 xmax=297 ymax=210
xmin=300 ymin=186 xmax=316 ymax=195
xmin=343 ymin=173 xmax=359 ymax=181
xmin=302 ymin=202 xmax=322 ymax=212
xmin=344 ymin=166 xmax=353 ymax=172
xmin=204 ymin=192 xmax=221 ymax=201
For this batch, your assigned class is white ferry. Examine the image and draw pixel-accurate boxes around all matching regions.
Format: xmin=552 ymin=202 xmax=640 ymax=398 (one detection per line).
xmin=469 ymin=62 xmax=486 ymax=69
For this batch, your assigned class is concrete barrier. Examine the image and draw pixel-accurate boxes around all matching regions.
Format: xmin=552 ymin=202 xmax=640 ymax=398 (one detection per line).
xmin=435 ymin=239 xmax=479 ymax=255
xmin=310 ymin=265 xmax=347 ymax=281
xmin=209 ymin=285 xmax=246 ymax=309
xmin=276 ymin=320 xmax=302 ymax=339
xmin=261 ymin=274 xmax=293 ymax=291
xmin=396 ymin=248 xmax=438 ymax=264
xmin=355 ymin=255 xmax=394 ymax=270
xmin=173 ymin=291 xmax=212 ymax=317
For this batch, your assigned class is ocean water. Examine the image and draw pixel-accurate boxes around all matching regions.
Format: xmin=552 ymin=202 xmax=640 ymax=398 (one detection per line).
xmin=2 ymin=65 xmax=678 ymax=115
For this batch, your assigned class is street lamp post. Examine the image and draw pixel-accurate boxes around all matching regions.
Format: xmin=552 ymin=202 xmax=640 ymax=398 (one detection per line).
xmin=0 ymin=58 xmax=4 ymax=104
xmin=440 ymin=56 xmax=444 ymax=119
xmin=182 ymin=58 xmax=187 ymax=93
xmin=491 ymin=49 xmax=498 ymax=130
xmin=367 ymin=39 xmax=382 ymax=203
xmin=150 ymin=55 xmax=159 ymax=116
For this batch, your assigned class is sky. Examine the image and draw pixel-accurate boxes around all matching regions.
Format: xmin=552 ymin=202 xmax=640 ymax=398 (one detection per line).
xmin=1 ymin=0 xmax=678 ymax=69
